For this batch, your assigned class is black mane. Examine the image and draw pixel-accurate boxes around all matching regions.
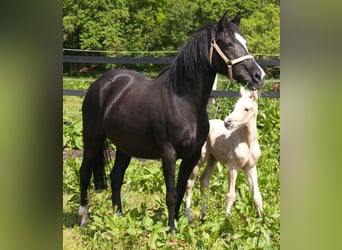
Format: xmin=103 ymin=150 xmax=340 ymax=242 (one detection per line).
xmin=168 ymin=24 xmax=217 ymax=94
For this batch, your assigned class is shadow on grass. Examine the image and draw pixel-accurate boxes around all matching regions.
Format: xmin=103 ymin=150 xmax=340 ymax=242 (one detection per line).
xmin=63 ymin=211 xmax=79 ymax=228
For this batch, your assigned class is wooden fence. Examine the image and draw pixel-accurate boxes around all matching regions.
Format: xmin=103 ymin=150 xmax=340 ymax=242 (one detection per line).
xmin=63 ymin=55 xmax=280 ymax=98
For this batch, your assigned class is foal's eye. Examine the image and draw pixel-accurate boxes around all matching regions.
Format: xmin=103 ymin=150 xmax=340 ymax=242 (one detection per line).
xmin=244 ymin=108 xmax=249 ymax=112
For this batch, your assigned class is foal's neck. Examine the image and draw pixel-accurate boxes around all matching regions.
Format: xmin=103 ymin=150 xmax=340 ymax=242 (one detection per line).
xmin=243 ymin=113 xmax=258 ymax=146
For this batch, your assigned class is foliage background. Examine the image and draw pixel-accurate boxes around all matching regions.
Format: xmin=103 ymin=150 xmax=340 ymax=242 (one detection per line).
xmin=63 ymin=0 xmax=280 ymax=56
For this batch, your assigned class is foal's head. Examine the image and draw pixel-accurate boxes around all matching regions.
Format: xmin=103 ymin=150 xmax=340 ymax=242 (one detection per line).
xmin=224 ymin=87 xmax=258 ymax=130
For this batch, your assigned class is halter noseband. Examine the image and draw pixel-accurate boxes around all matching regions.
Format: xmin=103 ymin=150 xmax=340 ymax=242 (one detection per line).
xmin=209 ymin=40 xmax=254 ymax=82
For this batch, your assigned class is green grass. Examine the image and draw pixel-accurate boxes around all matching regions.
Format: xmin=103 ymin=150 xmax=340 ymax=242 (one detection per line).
xmin=63 ymin=76 xmax=280 ymax=249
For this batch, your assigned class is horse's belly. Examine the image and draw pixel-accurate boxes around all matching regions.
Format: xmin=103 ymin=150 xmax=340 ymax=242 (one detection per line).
xmin=107 ymin=132 xmax=161 ymax=159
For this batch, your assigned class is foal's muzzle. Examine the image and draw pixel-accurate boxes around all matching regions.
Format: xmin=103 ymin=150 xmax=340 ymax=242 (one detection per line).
xmin=224 ymin=118 xmax=234 ymax=130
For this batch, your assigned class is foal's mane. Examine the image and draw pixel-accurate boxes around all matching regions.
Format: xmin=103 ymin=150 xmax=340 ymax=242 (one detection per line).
xmin=167 ymin=23 xmax=217 ymax=94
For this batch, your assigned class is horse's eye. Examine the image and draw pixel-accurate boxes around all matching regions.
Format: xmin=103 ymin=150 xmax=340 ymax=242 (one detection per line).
xmin=244 ymin=108 xmax=249 ymax=112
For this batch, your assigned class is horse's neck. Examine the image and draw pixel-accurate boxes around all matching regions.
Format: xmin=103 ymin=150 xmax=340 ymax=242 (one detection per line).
xmin=185 ymin=73 xmax=217 ymax=109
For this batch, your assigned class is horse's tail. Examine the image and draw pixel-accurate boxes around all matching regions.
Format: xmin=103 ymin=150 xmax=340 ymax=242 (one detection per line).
xmin=95 ymin=139 xmax=113 ymax=189
xmin=81 ymin=82 xmax=108 ymax=191
xmin=91 ymin=142 xmax=109 ymax=190
xmin=90 ymin=140 xmax=113 ymax=190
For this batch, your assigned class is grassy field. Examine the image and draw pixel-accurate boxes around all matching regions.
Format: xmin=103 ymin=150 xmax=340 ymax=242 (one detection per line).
xmin=63 ymin=76 xmax=280 ymax=249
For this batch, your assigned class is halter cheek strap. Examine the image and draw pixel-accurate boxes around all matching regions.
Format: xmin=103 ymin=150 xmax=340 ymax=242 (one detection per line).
xmin=209 ymin=40 xmax=254 ymax=82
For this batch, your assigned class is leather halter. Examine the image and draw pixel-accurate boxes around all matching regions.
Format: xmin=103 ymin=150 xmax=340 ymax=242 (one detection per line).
xmin=209 ymin=39 xmax=254 ymax=82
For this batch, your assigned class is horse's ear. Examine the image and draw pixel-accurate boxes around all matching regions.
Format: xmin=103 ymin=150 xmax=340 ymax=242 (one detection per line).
xmin=231 ymin=12 xmax=241 ymax=26
xmin=239 ymin=86 xmax=246 ymax=97
xmin=218 ymin=11 xmax=229 ymax=31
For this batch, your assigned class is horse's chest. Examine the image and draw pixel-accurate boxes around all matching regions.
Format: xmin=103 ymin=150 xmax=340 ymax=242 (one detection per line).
xmin=174 ymin=125 xmax=199 ymax=156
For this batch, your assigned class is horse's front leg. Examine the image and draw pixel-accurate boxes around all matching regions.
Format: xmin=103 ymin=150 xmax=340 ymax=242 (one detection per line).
xmin=110 ymin=149 xmax=131 ymax=214
xmin=79 ymin=158 xmax=92 ymax=226
xmin=161 ymin=144 xmax=178 ymax=232
xmin=175 ymin=151 xmax=202 ymax=221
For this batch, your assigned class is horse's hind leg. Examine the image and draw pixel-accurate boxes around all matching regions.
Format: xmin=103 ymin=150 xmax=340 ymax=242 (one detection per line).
xmin=79 ymin=135 xmax=105 ymax=226
xmin=79 ymin=88 xmax=109 ymax=226
xmin=110 ymin=149 xmax=131 ymax=214
xmin=243 ymin=165 xmax=263 ymax=216
xmin=79 ymin=99 xmax=107 ymax=226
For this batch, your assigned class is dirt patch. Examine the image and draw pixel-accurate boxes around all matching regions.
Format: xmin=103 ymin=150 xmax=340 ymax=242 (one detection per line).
xmin=63 ymin=149 xmax=116 ymax=161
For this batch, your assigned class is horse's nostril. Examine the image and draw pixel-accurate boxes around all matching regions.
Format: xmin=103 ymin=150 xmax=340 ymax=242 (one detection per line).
xmin=255 ymin=71 xmax=261 ymax=81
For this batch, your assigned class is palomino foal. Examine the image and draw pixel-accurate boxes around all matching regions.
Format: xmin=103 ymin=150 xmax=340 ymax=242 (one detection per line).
xmin=185 ymin=87 xmax=263 ymax=221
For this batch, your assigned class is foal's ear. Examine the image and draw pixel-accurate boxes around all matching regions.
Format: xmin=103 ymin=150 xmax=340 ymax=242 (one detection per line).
xmin=218 ymin=11 xmax=229 ymax=31
xmin=231 ymin=12 xmax=241 ymax=26
xmin=251 ymin=91 xmax=258 ymax=101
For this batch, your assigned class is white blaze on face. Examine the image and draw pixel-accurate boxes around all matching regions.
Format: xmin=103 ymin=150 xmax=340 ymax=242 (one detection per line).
xmin=234 ymin=32 xmax=266 ymax=80
xmin=234 ymin=32 xmax=248 ymax=52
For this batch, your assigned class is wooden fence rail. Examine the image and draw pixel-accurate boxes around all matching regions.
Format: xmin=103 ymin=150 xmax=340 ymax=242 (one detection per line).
xmin=63 ymin=55 xmax=280 ymax=67
xmin=63 ymin=55 xmax=280 ymax=98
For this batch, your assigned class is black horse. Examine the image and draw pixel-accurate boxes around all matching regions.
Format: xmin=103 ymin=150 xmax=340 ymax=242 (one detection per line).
xmin=78 ymin=12 xmax=265 ymax=232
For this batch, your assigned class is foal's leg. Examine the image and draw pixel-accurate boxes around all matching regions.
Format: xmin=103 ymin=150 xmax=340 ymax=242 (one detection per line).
xmin=243 ymin=165 xmax=263 ymax=216
xmin=185 ymin=144 xmax=208 ymax=222
xmin=175 ymin=151 xmax=202 ymax=222
xmin=110 ymin=149 xmax=131 ymax=214
xmin=199 ymin=155 xmax=217 ymax=219
xmin=185 ymin=165 xmax=200 ymax=222
xmin=226 ymin=165 xmax=239 ymax=215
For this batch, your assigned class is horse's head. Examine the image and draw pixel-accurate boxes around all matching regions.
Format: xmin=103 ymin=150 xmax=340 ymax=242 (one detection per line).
xmin=211 ymin=12 xmax=265 ymax=90
xmin=224 ymin=86 xmax=258 ymax=130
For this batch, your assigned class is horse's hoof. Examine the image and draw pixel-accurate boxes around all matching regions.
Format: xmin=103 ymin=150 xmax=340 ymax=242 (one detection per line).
xmin=78 ymin=205 xmax=88 ymax=226
xmin=79 ymin=214 xmax=88 ymax=227
xmin=167 ymin=226 xmax=177 ymax=234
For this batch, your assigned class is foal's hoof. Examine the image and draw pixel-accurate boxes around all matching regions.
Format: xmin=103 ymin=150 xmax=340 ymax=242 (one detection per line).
xmin=257 ymin=208 xmax=263 ymax=217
